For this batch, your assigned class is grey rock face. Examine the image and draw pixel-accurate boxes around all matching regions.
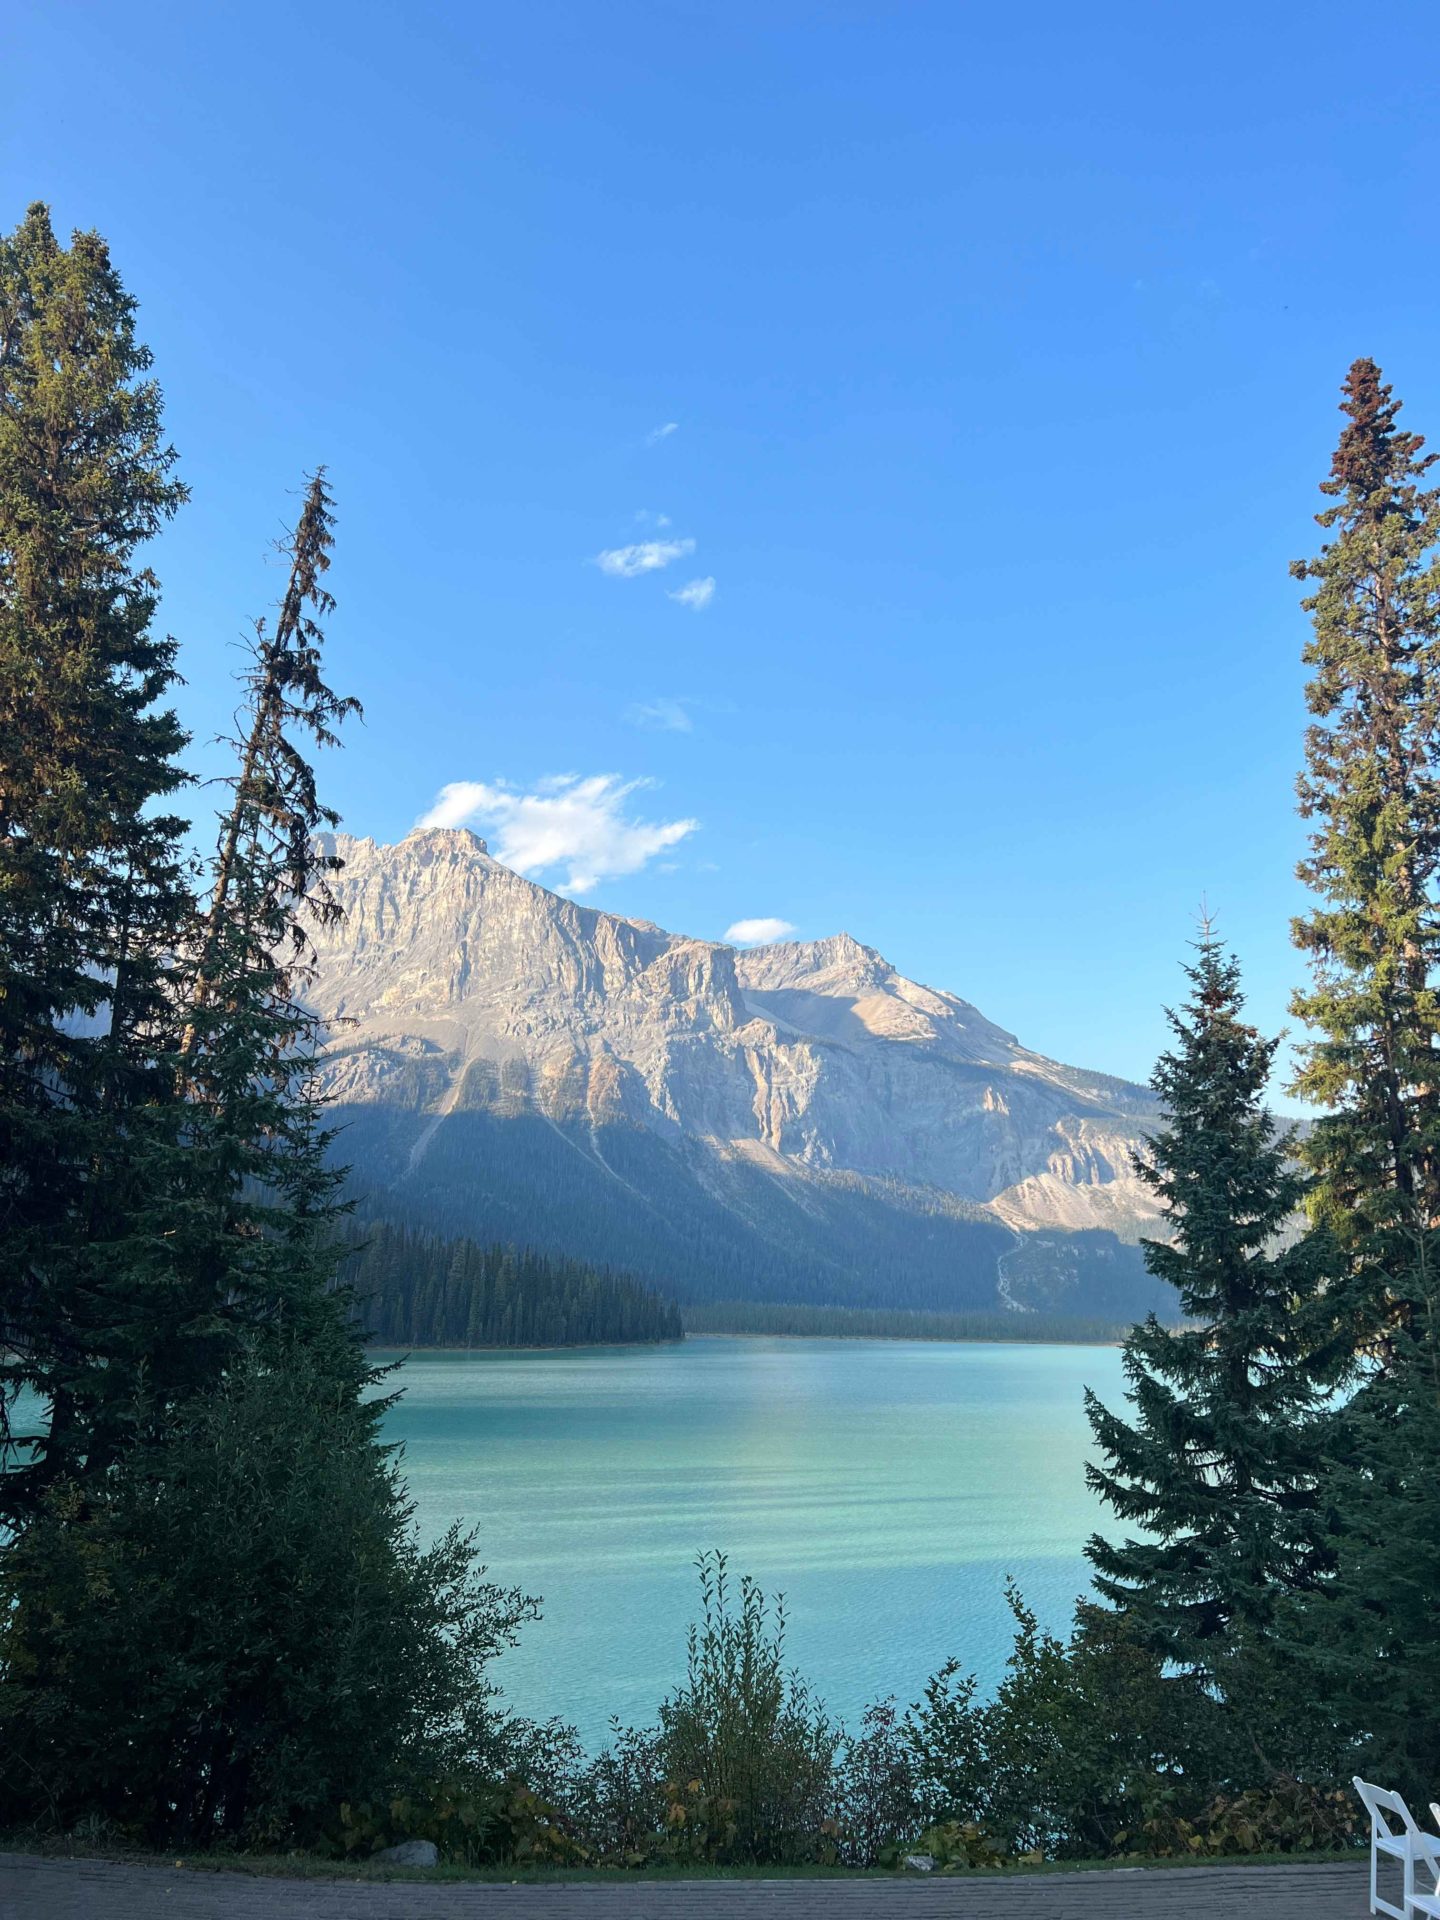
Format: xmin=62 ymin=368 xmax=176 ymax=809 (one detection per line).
xmin=307 ymin=830 xmax=1166 ymax=1313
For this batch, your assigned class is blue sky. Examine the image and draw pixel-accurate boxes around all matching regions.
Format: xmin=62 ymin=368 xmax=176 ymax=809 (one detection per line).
xmin=7 ymin=2 xmax=1440 ymax=1095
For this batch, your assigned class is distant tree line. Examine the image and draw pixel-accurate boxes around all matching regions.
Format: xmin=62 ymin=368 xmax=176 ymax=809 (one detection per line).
xmin=344 ymin=1221 xmax=682 ymax=1348
xmin=684 ymin=1301 xmax=1128 ymax=1344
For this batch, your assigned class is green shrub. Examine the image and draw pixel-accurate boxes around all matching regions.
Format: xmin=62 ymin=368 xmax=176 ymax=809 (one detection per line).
xmin=330 ymin=1776 xmax=588 ymax=1867
xmin=833 ymin=1700 xmax=920 ymax=1866
xmin=565 ymin=1721 xmax=669 ymax=1865
xmin=652 ymin=1552 xmax=839 ymax=1865
xmin=573 ymin=1669 xmax=920 ymax=1869
xmin=901 ymin=1586 xmax=1363 ymax=1864
xmin=903 ymin=1587 xmax=1234 ymax=1858
xmin=878 ymin=1819 xmax=1008 ymax=1871
xmin=1114 ymin=1777 xmax=1363 ymax=1859
xmin=573 ymin=1553 xmax=841 ymax=1867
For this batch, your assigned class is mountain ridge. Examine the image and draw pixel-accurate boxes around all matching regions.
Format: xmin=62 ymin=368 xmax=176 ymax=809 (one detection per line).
xmin=307 ymin=830 xmax=1172 ymax=1319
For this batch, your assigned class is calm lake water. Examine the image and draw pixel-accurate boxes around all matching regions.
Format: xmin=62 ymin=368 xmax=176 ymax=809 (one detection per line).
xmin=378 ymin=1336 xmax=1128 ymax=1749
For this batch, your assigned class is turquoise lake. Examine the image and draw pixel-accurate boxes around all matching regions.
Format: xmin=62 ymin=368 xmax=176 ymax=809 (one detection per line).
xmin=378 ymin=1336 xmax=1128 ymax=1750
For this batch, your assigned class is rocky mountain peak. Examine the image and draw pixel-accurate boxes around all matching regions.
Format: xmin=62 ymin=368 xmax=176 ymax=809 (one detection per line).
xmin=305 ymin=830 xmax=1167 ymax=1314
xmin=398 ymin=824 xmax=491 ymax=858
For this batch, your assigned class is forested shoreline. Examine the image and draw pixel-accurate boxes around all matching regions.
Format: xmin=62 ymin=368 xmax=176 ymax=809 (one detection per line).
xmin=344 ymin=1253 xmax=1123 ymax=1353
xmin=343 ymin=1221 xmax=683 ymax=1347
xmin=683 ymin=1300 xmax=1128 ymax=1344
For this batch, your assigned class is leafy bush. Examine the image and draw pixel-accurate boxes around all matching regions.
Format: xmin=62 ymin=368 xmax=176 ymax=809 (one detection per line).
xmin=573 ymin=1553 xmax=840 ymax=1866
xmin=652 ymin=1552 xmax=840 ymax=1864
xmin=900 ymin=1586 xmax=1364 ymax=1864
xmin=331 ymin=1781 xmax=503 ymax=1866
xmin=1114 ymin=1778 xmax=1363 ymax=1859
xmin=564 ymin=1722 xmax=670 ymax=1865
xmin=331 ymin=1776 xmax=587 ymax=1867
xmin=878 ymin=1819 xmax=1008 ymax=1871
xmin=903 ymin=1586 xmax=1236 ymax=1858
xmin=832 ymin=1700 xmax=920 ymax=1866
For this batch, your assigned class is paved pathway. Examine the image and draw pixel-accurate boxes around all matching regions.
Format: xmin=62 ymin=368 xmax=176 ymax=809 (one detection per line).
xmin=0 ymin=1853 xmax=1373 ymax=1918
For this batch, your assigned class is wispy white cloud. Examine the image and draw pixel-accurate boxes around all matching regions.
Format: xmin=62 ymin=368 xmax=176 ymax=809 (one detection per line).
xmin=668 ymin=576 xmax=716 ymax=611
xmin=724 ymin=917 xmax=796 ymax=946
xmin=418 ymin=774 xmax=698 ymax=894
xmin=595 ymin=537 xmax=695 ymax=579
xmin=646 ymin=421 xmax=679 ymax=445
xmin=626 ymin=697 xmax=694 ymax=733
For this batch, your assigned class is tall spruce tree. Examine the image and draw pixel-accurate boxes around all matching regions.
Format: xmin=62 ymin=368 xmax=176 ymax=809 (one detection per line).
xmin=138 ymin=470 xmax=364 ymax=1404
xmin=0 ymin=204 xmax=193 ymax=1508
xmin=1288 ymin=361 xmax=1440 ymax=1789
xmin=1084 ymin=934 xmax=1345 ymax=1687
xmin=1291 ymin=357 xmax=1440 ymax=1330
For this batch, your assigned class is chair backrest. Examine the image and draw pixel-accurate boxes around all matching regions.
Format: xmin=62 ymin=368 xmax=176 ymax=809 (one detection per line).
xmin=1355 ymin=1778 xmax=1422 ymax=1845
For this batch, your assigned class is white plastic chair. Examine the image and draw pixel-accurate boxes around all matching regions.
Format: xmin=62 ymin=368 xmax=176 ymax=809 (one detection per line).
xmin=1352 ymin=1778 xmax=1437 ymax=1919
xmin=1408 ymin=1816 xmax=1440 ymax=1918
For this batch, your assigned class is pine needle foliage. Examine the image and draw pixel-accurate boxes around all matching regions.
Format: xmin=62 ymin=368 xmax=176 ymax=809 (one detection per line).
xmin=1286 ymin=360 xmax=1440 ymax=1790
xmin=0 ymin=204 xmax=193 ymax=1513
xmin=141 ymin=470 xmax=366 ymax=1409
xmin=347 ymin=1219 xmax=684 ymax=1347
xmin=0 ymin=1342 xmax=542 ymax=1847
xmin=1290 ymin=1325 xmax=1440 ymax=1793
xmin=1084 ymin=934 xmax=1346 ymax=1681
xmin=186 ymin=468 xmax=357 ymax=1019
xmin=1291 ymin=357 xmax=1440 ymax=1334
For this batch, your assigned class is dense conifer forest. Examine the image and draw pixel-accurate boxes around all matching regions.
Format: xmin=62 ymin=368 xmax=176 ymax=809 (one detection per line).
xmin=683 ymin=1301 xmax=1127 ymax=1344
xmin=343 ymin=1221 xmax=683 ymax=1347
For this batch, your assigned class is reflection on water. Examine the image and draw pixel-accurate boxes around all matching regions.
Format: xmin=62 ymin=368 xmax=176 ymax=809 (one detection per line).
xmin=379 ymin=1335 xmax=1126 ymax=1748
